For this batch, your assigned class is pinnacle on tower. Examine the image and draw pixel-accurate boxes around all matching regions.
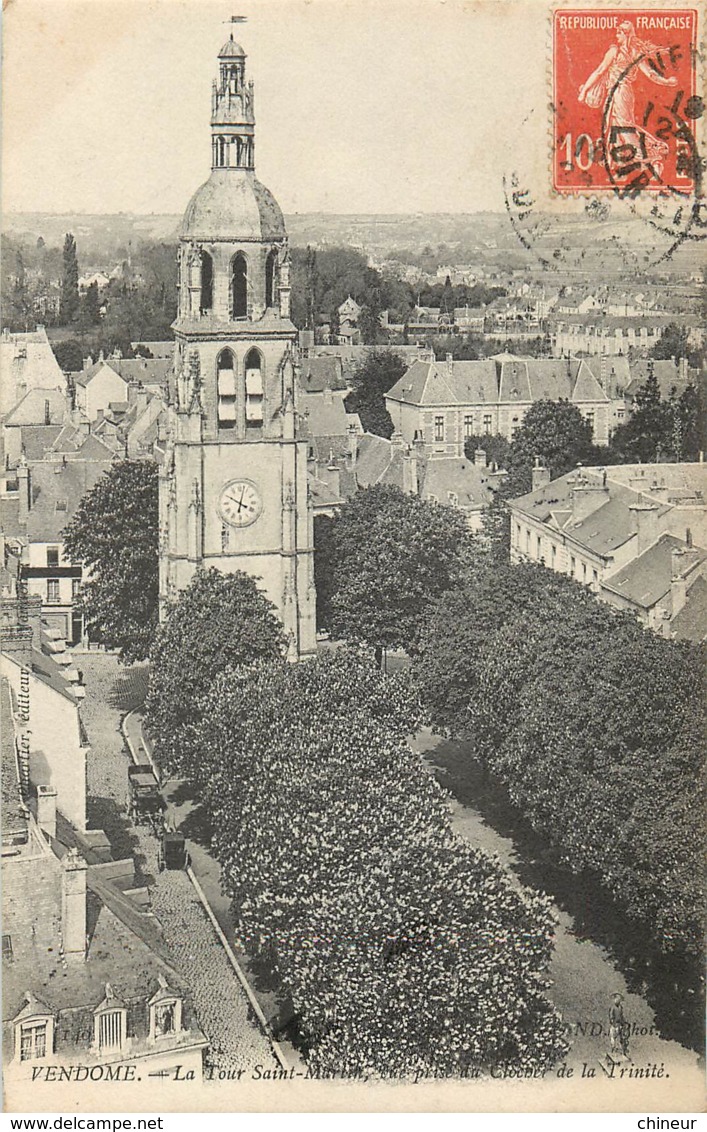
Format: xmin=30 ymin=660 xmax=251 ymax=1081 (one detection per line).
xmin=211 ymin=34 xmax=255 ymax=169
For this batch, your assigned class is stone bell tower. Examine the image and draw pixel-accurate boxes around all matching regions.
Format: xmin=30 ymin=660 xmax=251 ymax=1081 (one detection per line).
xmin=159 ymin=30 xmax=316 ymax=659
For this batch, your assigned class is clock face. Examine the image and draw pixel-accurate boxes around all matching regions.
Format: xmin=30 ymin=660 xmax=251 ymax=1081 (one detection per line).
xmin=219 ymin=479 xmax=262 ymax=527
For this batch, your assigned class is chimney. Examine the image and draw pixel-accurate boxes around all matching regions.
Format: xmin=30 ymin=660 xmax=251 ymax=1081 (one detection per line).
xmin=61 ymin=848 xmax=87 ymax=962
xmin=347 ymin=423 xmax=358 ymax=470
xmin=323 ymin=452 xmax=341 ymax=498
xmin=36 ymin=784 xmax=57 ymax=840
xmin=570 ymin=472 xmax=610 ymax=524
xmin=17 ymin=462 xmax=31 ymax=524
xmin=670 ymin=535 xmax=702 ymax=616
xmin=402 ymin=447 xmax=419 ymax=496
xmin=628 ymin=501 xmax=660 ymax=555
xmin=531 ymin=455 xmax=551 ymax=491
xmin=446 ymin=352 xmax=454 ymax=377
xmin=475 ymin=447 xmax=487 ymax=468
xmin=599 ymin=355 xmax=608 ymax=390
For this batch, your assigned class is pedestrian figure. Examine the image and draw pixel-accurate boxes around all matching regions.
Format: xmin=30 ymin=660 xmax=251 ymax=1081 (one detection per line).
xmin=608 ymin=992 xmax=629 ymax=1059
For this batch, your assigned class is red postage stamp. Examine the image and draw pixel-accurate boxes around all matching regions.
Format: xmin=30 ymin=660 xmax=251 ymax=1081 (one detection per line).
xmin=553 ymin=9 xmax=700 ymax=195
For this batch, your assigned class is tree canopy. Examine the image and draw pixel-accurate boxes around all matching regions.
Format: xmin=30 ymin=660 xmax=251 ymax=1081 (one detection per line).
xmin=144 ymin=567 xmax=286 ymax=780
xmin=63 ymin=460 xmax=159 ymax=663
xmin=189 ymin=649 xmax=567 ymax=1077
xmin=60 ymin=233 xmax=80 ymax=324
xmin=344 ymin=349 xmax=408 ymax=438
xmin=608 ymin=368 xmax=706 ymax=464
xmin=414 ymin=562 xmax=706 ymax=957
xmin=316 ymin=484 xmax=472 ymax=658
xmin=505 ymin=400 xmax=596 ymax=495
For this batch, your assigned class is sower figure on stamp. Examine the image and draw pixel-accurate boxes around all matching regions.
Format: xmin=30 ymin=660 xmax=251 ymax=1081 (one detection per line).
xmin=578 ymin=20 xmax=678 ymax=177
xmin=608 ymin=992 xmax=630 ymax=1060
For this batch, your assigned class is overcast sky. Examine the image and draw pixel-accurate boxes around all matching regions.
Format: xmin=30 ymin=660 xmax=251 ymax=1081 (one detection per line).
xmin=3 ymin=0 xmax=553 ymax=216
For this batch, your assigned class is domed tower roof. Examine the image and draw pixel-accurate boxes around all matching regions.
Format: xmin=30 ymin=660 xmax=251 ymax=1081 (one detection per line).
xmin=181 ymin=170 xmax=285 ymax=242
xmin=218 ymin=35 xmax=246 ymax=59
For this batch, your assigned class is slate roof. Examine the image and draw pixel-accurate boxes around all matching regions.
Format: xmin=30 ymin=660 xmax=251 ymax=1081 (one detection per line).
xmin=386 ymin=360 xmax=499 ymax=406
xmin=0 ymin=328 xmax=65 ymax=417
xmin=626 ymin=359 xmax=696 ymax=400
xmin=4 ymin=389 xmax=67 ymax=427
xmin=387 ymin=355 xmax=628 ymax=408
xmin=18 ymin=426 xmax=63 ymax=462
xmin=75 ymin=357 xmax=171 ymax=389
xmin=307 ymin=475 xmax=345 ymax=508
xmin=300 ymin=390 xmax=350 ymax=438
xmin=25 ymin=459 xmax=113 ymax=542
xmin=2 ymin=895 xmax=178 ymax=1021
xmin=49 ymin=423 xmax=86 ymax=454
xmin=354 ymin=434 xmax=403 ymax=488
xmin=0 ymin=495 xmax=21 ymax=538
xmin=1 ymin=678 xmax=27 ymax=841
xmin=670 ymin=575 xmax=707 ymax=641
xmin=130 ymin=341 xmax=175 ymax=359
xmin=420 ymin=457 xmax=498 ymax=510
xmin=510 ymin=464 xmax=707 ymax=559
xmin=298 ymin=356 xmax=346 ymax=392
xmin=311 ymin=346 xmax=430 ymax=383
xmin=603 ymin=534 xmax=706 ymax=609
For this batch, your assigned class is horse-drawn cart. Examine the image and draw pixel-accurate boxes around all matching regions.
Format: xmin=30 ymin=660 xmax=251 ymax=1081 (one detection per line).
xmin=127 ymin=763 xmax=166 ymax=835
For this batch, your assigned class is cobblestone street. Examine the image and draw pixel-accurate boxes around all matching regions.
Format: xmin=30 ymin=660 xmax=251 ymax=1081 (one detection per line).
xmin=78 ymin=653 xmax=277 ymax=1075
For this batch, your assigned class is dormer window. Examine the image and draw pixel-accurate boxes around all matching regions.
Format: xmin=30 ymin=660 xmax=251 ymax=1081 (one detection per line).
xmin=94 ymin=984 xmax=127 ymax=1053
xmin=149 ymin=977 xmax=183 ymax=1041
xmin=20 ymin=1021 xmax=48 ymax=1061
xmin=12 ymin=994 xmax=54 ymax=1063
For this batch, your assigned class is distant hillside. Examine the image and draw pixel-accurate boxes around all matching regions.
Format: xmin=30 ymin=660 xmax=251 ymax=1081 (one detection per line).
xmin=4 ymin=209 xmax=703 ymax=279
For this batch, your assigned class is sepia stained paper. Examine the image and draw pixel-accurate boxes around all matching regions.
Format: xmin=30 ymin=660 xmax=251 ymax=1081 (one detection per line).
xmin=1 ymin=0 xmax=705 ymax=1115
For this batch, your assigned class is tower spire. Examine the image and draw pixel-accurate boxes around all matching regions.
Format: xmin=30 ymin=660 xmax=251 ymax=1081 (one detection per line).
xmin=211 ymin=23 xmax=254 ymax=170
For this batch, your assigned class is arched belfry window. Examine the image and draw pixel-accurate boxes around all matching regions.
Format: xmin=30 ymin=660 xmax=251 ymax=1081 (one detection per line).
xmin=265 ymin=250 xmax=278 ymax=309
xmin=200 ymin=252 xmax=213 ymax=313
xmin=217 ymin=350 xmax=237 ymax=429
xmin=218 ymin=137 xmax=226 ymax=167
xmin=244 ymin=348 xmax=263 ymax=429
xmin=231 ymin=254 xmax=247 ymax=319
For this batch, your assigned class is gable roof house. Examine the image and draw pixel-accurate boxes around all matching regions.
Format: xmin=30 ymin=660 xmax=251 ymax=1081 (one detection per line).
xmin=74 ymin=355 xmax=171 ymax=423
xmin=508 ymin=461 xmax=707 ymax=639
xmin=385 ymin=353 xmax=629 ymax=453
xmin=0 ymin=328 xmax=66 ymax=419
xmin=0 ymin=662 xmax=207 ymax=1083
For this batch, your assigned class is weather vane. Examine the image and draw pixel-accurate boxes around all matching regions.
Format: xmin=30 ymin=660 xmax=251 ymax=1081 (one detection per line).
xmin=225 ymin=15 xmax=248 ymax=24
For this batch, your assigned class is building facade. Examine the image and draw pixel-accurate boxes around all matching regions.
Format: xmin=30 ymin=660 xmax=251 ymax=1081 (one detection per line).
xmin=508 ymin=462 xmax=707 ymax=639
xmin=160 ymin=34 xmax=316 ymax=658
xmin=386 ymin=354 xmax=629 ymax=453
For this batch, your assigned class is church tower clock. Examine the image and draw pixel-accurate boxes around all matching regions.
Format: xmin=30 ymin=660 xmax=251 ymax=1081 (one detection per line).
xmin=160 ymin=31 xmax=316 ymax=658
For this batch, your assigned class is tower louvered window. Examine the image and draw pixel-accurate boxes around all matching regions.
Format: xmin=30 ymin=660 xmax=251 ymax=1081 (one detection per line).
xmin=217 ymin=351 xmax=237 ymax=429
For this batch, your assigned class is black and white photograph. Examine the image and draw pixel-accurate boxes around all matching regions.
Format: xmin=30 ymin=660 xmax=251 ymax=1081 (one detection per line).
xmin=1 ymin=0 xmax=705 ymax=1117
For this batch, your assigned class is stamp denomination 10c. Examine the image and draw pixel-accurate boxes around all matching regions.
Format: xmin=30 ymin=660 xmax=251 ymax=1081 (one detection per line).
xmin=553 ymin=9 xmax=700 ymax=196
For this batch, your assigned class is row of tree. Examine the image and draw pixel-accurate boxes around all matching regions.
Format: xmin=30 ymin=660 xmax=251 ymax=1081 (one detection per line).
xmin=414 ymin=562 xmax=705 ymax=958
xmin=288 ymin=245 xmax=507 ymax=342
xmin=145 ymin=573 xmax=567 ymax=1076
xmin=2 ymin=230 xmax=177 ymax=358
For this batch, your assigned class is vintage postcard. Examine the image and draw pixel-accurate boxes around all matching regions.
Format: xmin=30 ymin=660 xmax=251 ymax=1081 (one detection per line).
xmin=1 ymin=0 xmax=705 ymax=1116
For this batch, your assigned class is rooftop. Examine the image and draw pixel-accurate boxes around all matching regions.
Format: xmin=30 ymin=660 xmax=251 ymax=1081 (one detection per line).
xmin=1 ymin=678 xmax=27 ymax=843
xmin=603 ymin=533 xmax=706 ymax=609
xmin=25 ymin=458 xmax=113 ymax=542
